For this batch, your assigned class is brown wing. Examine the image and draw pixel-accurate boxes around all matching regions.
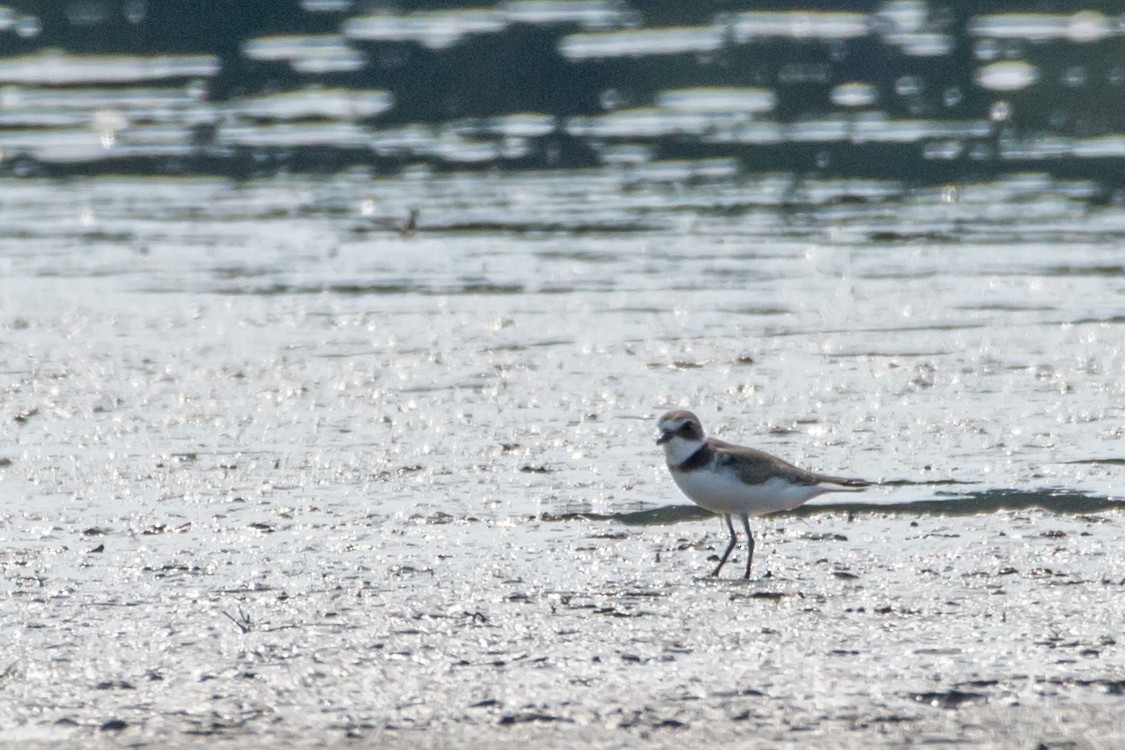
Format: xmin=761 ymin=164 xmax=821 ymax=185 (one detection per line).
xmin=709 ymin=438 xmax=822 ymax=486
xmin=710 ymin=438 xmax=869 ymax=488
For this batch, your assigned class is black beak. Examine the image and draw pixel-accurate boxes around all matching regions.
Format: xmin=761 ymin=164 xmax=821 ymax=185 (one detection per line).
xmin=656 ymin=431 xmax=672 ymax=445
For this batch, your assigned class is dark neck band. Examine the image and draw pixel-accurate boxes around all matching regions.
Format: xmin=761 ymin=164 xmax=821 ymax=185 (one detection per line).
xmin=676 ymin=444 xmax=712 ymax=471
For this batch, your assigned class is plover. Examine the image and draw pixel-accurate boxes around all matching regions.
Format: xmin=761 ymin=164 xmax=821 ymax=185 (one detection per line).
xmin=657 ymin=409 xmax=869 ymax=579
xmin=364 ymin=207 xmax=418 ymax=236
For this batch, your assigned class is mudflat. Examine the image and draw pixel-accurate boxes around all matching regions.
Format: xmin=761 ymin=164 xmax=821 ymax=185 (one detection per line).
xmin=1 ymin=174 xmax=1122 ymax=747
xmin=2 ymin=502 xmax=1123 ymax=748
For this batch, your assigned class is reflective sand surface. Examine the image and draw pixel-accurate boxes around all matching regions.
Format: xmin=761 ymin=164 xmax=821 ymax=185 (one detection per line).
xmin=1 ymin=172 xmax=1123 ymax=747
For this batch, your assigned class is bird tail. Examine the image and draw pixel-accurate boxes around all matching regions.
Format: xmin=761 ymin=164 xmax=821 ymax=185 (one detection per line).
xmin=819 ymin=477 xmax=871 ymax=492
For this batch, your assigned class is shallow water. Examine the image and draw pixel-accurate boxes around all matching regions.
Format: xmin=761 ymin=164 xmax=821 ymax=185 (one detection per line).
xmin=0 ymin=171 xmax=1123 ymax=746
xmin=3 ymin=2 xmax=1123 ymax=187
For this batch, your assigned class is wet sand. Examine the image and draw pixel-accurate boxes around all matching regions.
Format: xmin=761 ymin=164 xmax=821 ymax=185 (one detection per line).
xmin=1 ymin=174 xmax=1123 ymax=747
xmin=2 ymin=505 xmax=1124 ymax=748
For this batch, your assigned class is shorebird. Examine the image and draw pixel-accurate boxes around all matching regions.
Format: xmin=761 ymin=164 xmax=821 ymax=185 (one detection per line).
xmin=657 ymin=410 xmax=869 ymax=578
xmin=360 ymin=206 xmax=418 ymax=236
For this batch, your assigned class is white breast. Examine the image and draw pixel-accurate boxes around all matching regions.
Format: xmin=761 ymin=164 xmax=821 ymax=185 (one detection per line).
xmin=671 ymin=469 xmax=830 ymax=516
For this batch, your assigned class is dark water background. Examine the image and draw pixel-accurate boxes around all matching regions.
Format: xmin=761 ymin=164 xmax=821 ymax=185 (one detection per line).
xmin=0 ymin=1 xmax=1121 ymax=191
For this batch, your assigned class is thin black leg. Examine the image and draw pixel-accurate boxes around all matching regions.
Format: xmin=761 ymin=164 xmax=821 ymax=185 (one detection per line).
xmin=740 ymin=515 xmax=755 ymax=579
xmin=712 ymin=514 xmax=738 ymax=577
